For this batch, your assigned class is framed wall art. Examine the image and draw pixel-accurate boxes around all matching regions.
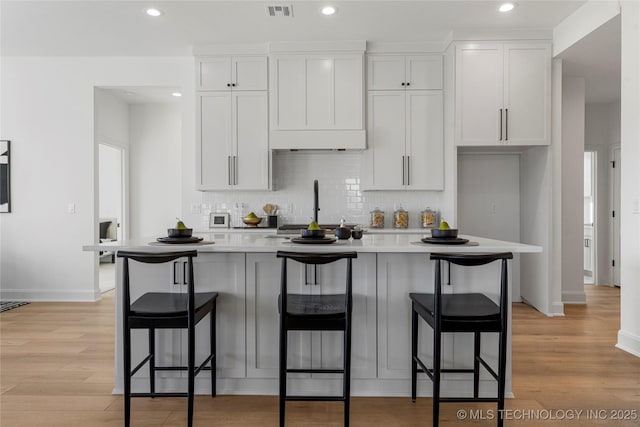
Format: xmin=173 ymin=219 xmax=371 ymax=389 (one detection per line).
xmin=1 ymin=140 xmax=10 ymax=213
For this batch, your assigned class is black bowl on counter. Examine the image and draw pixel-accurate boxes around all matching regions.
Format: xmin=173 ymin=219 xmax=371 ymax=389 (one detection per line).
xmin=431 ymin=228 xmax=458 ymax=239
xmin=430 ymin=228 xmax=458 ymax=239
xmin=168 ymin=228 xmax=193 ymax=238
xmin=351 ymin=229 xmax=363 ymax=239
xmin=334 ymin=227 xmax=352 ymax=240
xmin=300 ymin=229 xmax=326 ymax=238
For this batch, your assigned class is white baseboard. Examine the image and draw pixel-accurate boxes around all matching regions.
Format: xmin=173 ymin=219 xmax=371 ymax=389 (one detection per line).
xmin=616 ymin=330 xmax=640 ymax=357
xmin=561 ymin=290 xmax=587 ymax=304
xmin=0 ymin=288 xmax=100 ymax=302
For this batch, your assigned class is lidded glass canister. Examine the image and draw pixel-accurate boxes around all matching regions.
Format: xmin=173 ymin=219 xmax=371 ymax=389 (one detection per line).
xmin=393 ymin=206 xmax=409 ymax=229
xmin=420 ymin=207 xmax=438 ymax=228
xmin=369 ymin=207 xmax=385 ymax=229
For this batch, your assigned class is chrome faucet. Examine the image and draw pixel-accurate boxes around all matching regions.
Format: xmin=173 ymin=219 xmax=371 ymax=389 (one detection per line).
xmin=313 ymin=179 xmax=319 ymax=223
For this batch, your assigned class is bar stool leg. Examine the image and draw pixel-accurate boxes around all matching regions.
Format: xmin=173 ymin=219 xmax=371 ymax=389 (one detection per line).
xmin=344 ymin=321 xmax=352 ymax=427
xmin=210 ymin=305 xmax=217 ymax=397
xmin=432 ymin=328 xmax=441 ymax=427
xmin=279 ymin=328 xmax=287 ymax=427
xmin=187 ymin=320 xmax=195 ymax=427
xmin=473 ymin=331 xmax=480 ymax=399
xmin=497 ymin=329 xmax=507 ymax=427
xmin=149 ymin=328 xmax=155 ymax=396
xmin=411 ymin=305 xmax=418 ymax=402
xmin=124 ymin=325 xmax=132 ymax=427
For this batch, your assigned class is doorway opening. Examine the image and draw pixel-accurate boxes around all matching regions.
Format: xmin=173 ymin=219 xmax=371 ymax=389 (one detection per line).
xmin=98 ymin=143 xmax=125 ymax=293
xmin=583 ymin=151 xmax=596 ymax=285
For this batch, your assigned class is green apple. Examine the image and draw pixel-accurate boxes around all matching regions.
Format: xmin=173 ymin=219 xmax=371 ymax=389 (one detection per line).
xmin=439 ymin=220 xmax=450 ymax=230
xmin=246 ymin=212 xmax=258 ymax=219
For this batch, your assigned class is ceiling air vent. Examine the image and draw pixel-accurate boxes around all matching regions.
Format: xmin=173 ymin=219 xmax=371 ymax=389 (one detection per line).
xmin=265 ymin=4 xmax=293 ymax=17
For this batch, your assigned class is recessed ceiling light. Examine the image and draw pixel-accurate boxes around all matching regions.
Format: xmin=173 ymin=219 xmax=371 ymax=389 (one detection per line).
xmin=172 ymin=92 xmax=182 ymax=97
xmin=499 ymin=3 xmax=515 ymax=12
xmin=146 ymin=8 xmax=163 ymax=17
xmin=321 ymin=6 xmax=337 ymax=15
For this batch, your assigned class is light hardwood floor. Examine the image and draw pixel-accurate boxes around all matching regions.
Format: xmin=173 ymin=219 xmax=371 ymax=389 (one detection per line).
xmin=1 ymin=285 xmax=638 ymax=426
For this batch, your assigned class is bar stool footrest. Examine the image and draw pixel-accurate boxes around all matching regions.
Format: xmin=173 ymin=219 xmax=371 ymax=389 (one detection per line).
xmin=285 ymin=395 xmax=346 ymax=402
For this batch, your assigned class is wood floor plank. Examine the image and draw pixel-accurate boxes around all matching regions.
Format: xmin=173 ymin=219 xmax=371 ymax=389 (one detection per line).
xmin=1 ymin=285 xmax=638 ymax=426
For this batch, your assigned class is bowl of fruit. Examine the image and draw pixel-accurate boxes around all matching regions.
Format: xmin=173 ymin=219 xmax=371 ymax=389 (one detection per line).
xmin=300 ymin=221 xmax=326 ymax=238
xmin=168 ymin=219 xmax=193 ymax=237
xmin=430 ymin=220 xmax=458 ymax=239
xmin=243 ymin=212 xmax=263 ymax=227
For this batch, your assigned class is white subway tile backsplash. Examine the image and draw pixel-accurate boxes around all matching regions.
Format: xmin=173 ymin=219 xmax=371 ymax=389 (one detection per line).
xmin=200 ymin=151 xmax=445 ymax=228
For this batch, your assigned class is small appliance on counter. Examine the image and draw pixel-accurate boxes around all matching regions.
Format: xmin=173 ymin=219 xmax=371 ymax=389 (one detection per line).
xmin=209 ymin=212 xmax=230 ymax=228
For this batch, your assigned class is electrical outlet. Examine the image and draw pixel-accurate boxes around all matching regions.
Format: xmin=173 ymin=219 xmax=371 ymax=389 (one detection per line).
xmin=67 ymin=203 xmax=76 ymax=214
xmin=190 ymin=203 xmax=202 ymax=214
xmin=491 ymin=203 xmax=497 ymax=215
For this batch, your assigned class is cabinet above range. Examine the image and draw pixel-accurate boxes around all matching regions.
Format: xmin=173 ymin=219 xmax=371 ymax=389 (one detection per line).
xmin=268 ymin=41 xmax=366 ymax=150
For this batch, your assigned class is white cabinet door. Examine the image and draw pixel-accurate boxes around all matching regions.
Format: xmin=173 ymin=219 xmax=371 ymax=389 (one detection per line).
xmin=197 ymin=56 xmax=267 ymax=91
xmin=270 ymin=53 xmax=363 ymax=131
xmin=197 ymin=92 xmax=269 ymax=191
xmin=198 ymin=92 xmax=233 ymax=190
xmin=455 ymin=42 xmax=551 ymax=146
xmin=193 ymin=253 xmax=246 ymax=379
xmin=232 ymin=56 xmax=268 ymax=91
xmin=503 ymin=44 xmax=551 ymax=145
xmin=233 ymin=91 xmax=269 ymax=190
xmin=311 ymin=253 xmax=377 ymax=379
xmin=367 ymin=55 xmax=405 ymax=90
xmin=198 ymin=57 xmax=232 ymax=91
xmin=367 ymin=91 xmax=406 ymax=189
xmin=405 ymin=55 xmax=443 ymax=90
xmin=246 ymin=254 xmax=311 ymax=379
xmin=366 ymin=90 xmax=444 ymax=190
xmin=377 ymin=254 xmax=456 ymax=379
xmin=246 ymin=254 xmax=377 ymax=380
xmin=455 ymin=44 xmax=504 ymax=146
xmin=367 ymin=55 xmax=443 ymax=90
xmin=405 ymin=91 xmax=444 ymax=190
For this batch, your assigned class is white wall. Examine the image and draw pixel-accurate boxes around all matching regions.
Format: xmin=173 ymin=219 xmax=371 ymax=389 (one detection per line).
xmin=585 ymin=101 xmax=620 ymax=285
xmin=457 ymin=152 xmax=521 ymax=301
xmin=98 ymin=145 xmax=122 ymax=221
xmin=129 ymin=103 xmax=182 ymax=238
xmin=617 ymin=0 xmax=640 ymax=357
xmin=0 ymin=57 xmax=192 ymax=301
xmin=561 ymin=77 xmax=587 ymax=304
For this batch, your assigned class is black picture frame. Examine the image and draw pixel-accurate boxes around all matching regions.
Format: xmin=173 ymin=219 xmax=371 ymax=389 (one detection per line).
xmin=1 ymin=140 xmax=11 ymax=213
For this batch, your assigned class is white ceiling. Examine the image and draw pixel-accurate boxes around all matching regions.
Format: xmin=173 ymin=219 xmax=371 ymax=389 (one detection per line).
xmin=1 ymin=1 xmax=620 ymax=104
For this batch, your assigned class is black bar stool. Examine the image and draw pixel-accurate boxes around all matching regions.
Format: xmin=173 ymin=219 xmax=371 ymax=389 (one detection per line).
xmin=118 ymin=250 xmax=218 ymax=427
xmin=409 ymin=252 xmax=513 ymax=427
xmin=276 ymin=250 xmax=358 ymax=427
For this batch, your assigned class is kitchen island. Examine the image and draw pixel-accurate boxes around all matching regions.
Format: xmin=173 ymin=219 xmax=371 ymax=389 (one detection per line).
xmin=84 ymin=233 xmax=541 ymax=398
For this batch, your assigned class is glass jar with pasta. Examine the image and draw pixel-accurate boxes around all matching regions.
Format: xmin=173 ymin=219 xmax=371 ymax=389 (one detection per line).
xmin=370 ymin=208 xmax=385 ymax=228
xmin=420 ymin=207 xmax=438 ymax=228
xmin=393 ymin=206 xmax=409 ymax=229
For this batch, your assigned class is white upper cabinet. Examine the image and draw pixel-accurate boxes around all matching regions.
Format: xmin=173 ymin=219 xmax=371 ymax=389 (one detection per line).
xmin=455 ymin=42 xmax=551 ymax=146
xmin=269 ymin=48 xmax=366 ymax=149
xmin=270 ymin=53 xmax=363 ymax=130
xmin=197 ymin=56 xmax=267 ymax=91
xmin=197 ymin=91 xmax=269 ymax=191
xmin=365 ymin=90 xmax=444 ymax=190
xmin=367 ymin=54 xmax=443 ymax=90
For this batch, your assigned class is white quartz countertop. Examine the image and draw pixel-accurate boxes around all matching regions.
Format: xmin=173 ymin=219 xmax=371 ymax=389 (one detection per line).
xmin=84 ymin=232 xmax=542 ymax=254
